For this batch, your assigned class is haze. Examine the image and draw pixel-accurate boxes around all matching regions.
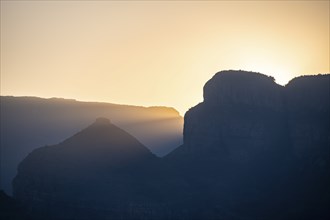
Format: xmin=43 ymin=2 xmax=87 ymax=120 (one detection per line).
xmin=1 ymin=1 xmax=329 ymax=115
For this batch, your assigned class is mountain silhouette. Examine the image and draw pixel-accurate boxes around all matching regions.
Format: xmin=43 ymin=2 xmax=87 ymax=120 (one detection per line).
xmin=166 ymin=70 xmax=330 ymax=219
xmin=11 ymin=70 xmax=330 ymax=219
xmin=13 ymin=118 xmax=170 ymax=219
xmin=0 ymin=97 xmax=183 ymax=194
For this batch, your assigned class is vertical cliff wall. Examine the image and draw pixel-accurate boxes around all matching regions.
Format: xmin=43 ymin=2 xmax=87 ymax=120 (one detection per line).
xmin=172 ymin=70 xmax=329 ymax=219
xmin=183 ymin=71 xmax=289 ymax=164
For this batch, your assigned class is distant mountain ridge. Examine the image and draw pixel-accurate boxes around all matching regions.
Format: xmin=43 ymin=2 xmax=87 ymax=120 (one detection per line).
xmin=0 ymin=96 xmax=183 ymax=194
xmin=10 ymin=70 xmax=330 ymax=219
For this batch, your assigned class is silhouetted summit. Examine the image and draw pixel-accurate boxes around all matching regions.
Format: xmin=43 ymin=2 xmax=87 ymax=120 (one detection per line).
xmin=94 ymin=117 xmax=111 ymax=124
xmin=13 ymin=118 xmax=163 ymax=219
xmin=0 ymin=96 xmax=183 ymax=194
xmin=52 ymin=116 xmax=154 ymax=159
xmin=181 ymin=70 xmax=287 ymax=159
xmin=203 ymin=70 xmax=280 ymax=108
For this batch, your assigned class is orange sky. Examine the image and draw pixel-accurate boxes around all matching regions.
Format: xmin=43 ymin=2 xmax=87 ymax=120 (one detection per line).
xmin=1 ymin=1 xmax=329 ymax=115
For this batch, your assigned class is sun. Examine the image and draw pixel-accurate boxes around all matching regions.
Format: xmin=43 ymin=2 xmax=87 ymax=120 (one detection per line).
xmin=240 ymin=57 xmax=295 ymax=86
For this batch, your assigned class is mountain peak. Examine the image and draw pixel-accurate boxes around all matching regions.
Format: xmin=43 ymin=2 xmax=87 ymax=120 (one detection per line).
xmin=201 ymin=70 xmax=283 ymax=111
xmin=15 ymin=118 xmax=157 ymax=176
xmin=94 ymin=117 xmax=111 ymax=125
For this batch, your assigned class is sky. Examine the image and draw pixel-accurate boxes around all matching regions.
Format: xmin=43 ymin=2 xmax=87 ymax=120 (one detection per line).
xmin=1 ymin=1 xmax=329 ymax=115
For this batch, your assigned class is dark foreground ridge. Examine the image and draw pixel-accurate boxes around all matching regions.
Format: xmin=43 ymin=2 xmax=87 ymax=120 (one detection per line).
xmin=0 ymin=190 xmax=25 ymax=220
xmin=12 ymin=70 xmax=330 ymax=219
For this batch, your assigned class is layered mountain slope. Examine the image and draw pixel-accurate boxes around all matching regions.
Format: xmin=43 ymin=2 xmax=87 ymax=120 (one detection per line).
xmin=13 ymin=118 xmax=171 ymax=219
xmin=0 ymin=96 xmax=183 ymax=194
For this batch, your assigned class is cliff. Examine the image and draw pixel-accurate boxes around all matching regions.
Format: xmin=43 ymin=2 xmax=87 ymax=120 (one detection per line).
xmin=286 ymin=75 xmax=330 ymax=161
xmin=168 ymin=70 xmax=330 ymax=219
xmin=285 ymin=75 xmax=330 ymax=219
xmin=183 ymin=70 xmax=288 ymax=162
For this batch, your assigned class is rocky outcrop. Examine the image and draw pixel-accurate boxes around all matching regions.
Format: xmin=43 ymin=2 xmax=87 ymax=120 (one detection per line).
xmin=286 ymin=75 xmax=330 ymax=161
xmin=178 ymin=71 xmax=329 ymax=165
xmin=169 ymin=70 xmax=330 ymax=219
xmin=285 ymin=75 xmax=330 ymax=219
xmin=183 ymin=71 xmax=289 ymax=163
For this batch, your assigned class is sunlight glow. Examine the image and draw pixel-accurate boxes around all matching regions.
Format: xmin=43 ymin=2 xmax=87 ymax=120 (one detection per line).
xmin=1 ymin=1 xmax=329 ymax=115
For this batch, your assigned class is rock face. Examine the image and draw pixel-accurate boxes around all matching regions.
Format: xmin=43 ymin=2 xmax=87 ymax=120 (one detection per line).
xmin=166 ymin=71 xmax=293 ymax=219
xmin=12 ymin=70 xmax=330 ymax=219
xmin=285 ymin=75 xmax=330 ymax=219
xmin=169 ymin=70 xmax=330 ymax=219
xmin=286 ymin=75 xmax=330 ymax=161
xmin=183 ymin=71 xmax=288 ymax=162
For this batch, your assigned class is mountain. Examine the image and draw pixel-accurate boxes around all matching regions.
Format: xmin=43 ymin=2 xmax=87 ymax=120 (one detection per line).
xmin=0 ymin=96 xmax=183 ymax=194
xmin=11 ymin=70 xmax=330 ymax=219
xmin=13 ymin=118 xmax=173 ymax=219
xmin=182 ymin=70 xmax=288 ymax=161
xmin=166 ymin=70 xmax=294 ymax=219
xmin=285 ymin=75 xmax=330 ymax=219
xmin=167 ymin=70 xmax=330 ymax=219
